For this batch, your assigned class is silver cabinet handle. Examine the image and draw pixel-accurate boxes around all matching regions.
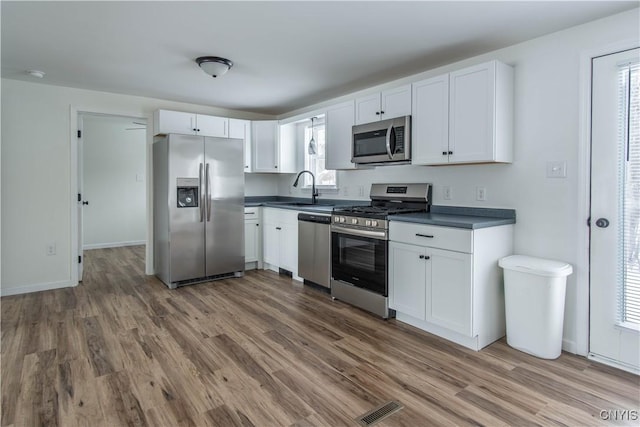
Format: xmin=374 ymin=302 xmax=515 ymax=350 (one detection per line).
xmin=205 ymin=163 xmax=211 ymax=221
xmin=199 ymin=163 xmax=204 ymax=222
xmin=385 ymin=124 xmax=394 ymax=159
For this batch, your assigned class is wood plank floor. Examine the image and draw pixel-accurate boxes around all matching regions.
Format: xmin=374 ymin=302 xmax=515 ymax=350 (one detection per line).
xmin=2 ymin=246 xmax=639 ymax=426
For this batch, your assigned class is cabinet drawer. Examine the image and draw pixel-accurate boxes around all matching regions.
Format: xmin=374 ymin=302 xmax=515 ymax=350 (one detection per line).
xmin=390 ymin=222 xmax=473 ymax=253
xmin=244 ymin=207 xmax=260 ymax=217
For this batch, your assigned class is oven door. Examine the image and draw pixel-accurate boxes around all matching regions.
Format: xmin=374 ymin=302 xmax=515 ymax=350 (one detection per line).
xmin=331 ymin=228 xmax=388 ymax=296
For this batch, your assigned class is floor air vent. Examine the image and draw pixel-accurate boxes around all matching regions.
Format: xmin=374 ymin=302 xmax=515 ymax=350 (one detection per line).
xmin=357 ymin=401 xmax=404 ymax=426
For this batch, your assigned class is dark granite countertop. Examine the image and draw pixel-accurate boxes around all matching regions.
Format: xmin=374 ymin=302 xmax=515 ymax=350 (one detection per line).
xmin=390 ymin=206 xmax=516 ymax=229
xmin=246 ymin=199 xmax=515 ymax=229
xmin=244 ymin=196 xmax=366 ymax=214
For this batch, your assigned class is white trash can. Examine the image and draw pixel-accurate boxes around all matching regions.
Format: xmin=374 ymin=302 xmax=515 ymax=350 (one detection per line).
xmin=498 ymin=255 xmax=573 ymax=359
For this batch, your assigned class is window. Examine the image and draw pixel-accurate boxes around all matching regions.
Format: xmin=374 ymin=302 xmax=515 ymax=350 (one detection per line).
xmin=619 ymin=62 xmax=640 ymax=326
xmin=302 ymin=118 xmax=337 ymax=188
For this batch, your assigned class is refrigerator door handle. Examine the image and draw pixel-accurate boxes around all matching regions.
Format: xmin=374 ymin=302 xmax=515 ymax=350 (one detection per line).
xmin=206 ymin=163 xmax=212 ymax=222
xmin=199 ymin=163 xmax=204 ymax=222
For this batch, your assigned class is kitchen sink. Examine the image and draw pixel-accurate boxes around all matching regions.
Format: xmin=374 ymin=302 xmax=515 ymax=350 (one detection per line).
xmin=265 ymin=202 xmax=333 ymax=209
xmin=267 ymin=201 xmax=329 ymax=207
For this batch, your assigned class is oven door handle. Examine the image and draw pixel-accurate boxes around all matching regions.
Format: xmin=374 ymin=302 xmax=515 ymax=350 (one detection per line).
xmin=331 ymin=225 xmax=387 ymax=240
xmin=385 ymin=124 xmax=394 ymax=159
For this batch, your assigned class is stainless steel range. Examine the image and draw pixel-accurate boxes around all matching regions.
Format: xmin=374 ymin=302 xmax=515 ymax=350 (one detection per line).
xmin=331 ymin=183 xmax=432 ymax=318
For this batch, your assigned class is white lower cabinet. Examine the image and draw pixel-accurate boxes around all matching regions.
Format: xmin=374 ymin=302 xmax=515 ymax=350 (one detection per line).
xmin=262 ymin=208 xmax=300 ymax=278
xmin=244 ymin=207 xmax=262 ymax=269
xmin=389 ymin=221 xmax=512 ymax=350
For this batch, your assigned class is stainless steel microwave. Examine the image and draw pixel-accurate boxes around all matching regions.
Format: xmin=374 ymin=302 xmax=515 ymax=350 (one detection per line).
xmin=352 ymin=115 xmax=411 ymax=165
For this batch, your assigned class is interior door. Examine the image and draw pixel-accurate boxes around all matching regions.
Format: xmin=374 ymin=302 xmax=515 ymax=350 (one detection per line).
xmin=77 ymin=115 xmax=85 ymax=281
xmin=590 ymin=48 xmax=640 ymax=373
xmin=204 ymin=137 xmax=244 ymax=276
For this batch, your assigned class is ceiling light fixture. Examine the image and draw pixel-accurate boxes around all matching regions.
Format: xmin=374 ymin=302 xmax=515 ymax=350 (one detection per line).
xmin=195 ymin=56 xmax=233 ymax=78
xmin=27 ymin=70 xmax=45 ymax=78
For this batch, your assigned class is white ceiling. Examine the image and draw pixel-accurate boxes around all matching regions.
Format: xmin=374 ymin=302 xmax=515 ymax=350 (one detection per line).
xmin=2 ymin=1 xmax=637 ymax=115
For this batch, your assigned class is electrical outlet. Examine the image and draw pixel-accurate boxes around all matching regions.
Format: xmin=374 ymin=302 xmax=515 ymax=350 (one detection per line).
xmin=476 ymin=186 xmax=487 ymax=201
xmin=443 ymin=186 xmax=452 ymax=200
xmin=46 ymin=242 xmax=56 ymax=256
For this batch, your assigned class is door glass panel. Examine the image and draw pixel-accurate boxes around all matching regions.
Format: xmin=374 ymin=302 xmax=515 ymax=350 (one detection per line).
xmin=354 ymin=131 xmax=387 ymax=157
xmin=620 ymin=62 xmax=640 ymax=327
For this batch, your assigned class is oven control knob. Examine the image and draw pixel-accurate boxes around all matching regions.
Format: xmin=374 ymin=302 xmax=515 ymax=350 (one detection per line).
xmin=365 ymin=220 xmax=371 ymax=226
xmin=340 ymin=217 xmax=346 ymax=223
xmin=351 ymin=218 xmax=358 ymax=225
xmin=371 ymin=220 xmax=378 ymax=227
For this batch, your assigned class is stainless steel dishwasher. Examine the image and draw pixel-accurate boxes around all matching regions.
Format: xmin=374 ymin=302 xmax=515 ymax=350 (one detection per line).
xmin=298 ymin=213 xmax=331 ymax=289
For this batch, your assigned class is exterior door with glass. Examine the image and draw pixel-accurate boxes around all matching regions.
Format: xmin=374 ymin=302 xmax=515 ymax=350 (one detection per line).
xmin=590 ymin=48 xmax=640 ymax=373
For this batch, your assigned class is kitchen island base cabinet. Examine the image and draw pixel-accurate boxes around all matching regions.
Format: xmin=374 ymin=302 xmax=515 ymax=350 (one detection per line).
xmin=389 ymin=222 xmax=513 ymax=351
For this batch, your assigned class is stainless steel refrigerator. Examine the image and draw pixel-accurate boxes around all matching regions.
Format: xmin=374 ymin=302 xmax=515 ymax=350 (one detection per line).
xmin=153 ymin=133 xmax=244 ymax=289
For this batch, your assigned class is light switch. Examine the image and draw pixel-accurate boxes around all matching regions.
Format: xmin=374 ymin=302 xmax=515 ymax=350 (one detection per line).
xmin=546 ymin=161 xmax=567 ymax=178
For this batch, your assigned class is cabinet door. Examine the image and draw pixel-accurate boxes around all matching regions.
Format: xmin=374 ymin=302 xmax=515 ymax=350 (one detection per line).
xmin=411 ymin=75 xmax=450 ymax=165
xmin=154 ymin=110 xmax=196 ymax=135
xmin=427 ymin=248 xmax=473 ymax=336
xmin=355 ymin=93 xmax=382 ymax=125
xmin=326 ymin=101 xmax=357 ymax=170
xmin=262 ymin=221 xmax=280 ymax=266
xmin=381 ymin=85 xmax=412 ymax=120
xmin=280 ymin=221 xmax=298 ymax=275
xmin=197 ymin=114 xmax=228 ymax=138
xmin=244 ymin=219 xmax=259 ymax=263
xmin=389 ymin=242 xmax=427 ymax=319
xmin=277 ymin=122 xmax=298 ymax=174
xmin=230 ymin=119 xmax=252 ymax=172
xmin=252 ymin=120 xmax=279 ymax=172
xmin=449 ymin=62 xmax=495 ymax=163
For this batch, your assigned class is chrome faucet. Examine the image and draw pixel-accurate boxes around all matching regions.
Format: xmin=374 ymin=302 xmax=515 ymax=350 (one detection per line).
xmin=293 ymin=170 xmax=319 ymax=204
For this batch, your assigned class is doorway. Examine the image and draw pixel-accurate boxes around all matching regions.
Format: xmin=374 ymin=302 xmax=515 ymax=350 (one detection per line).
xmin=77 ymin=113 xmax=147 ymax=281
xmin=589 ymin=48 xmax=640 ymax=373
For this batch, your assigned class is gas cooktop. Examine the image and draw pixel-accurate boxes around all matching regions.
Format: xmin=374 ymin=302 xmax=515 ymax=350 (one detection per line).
xmin=332 ymin=205 xmax=426 ymax=219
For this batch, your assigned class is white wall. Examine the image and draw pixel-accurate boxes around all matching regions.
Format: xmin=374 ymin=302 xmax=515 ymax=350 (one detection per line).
xmin=82 ymin=115 xmax=146 ymax=249
xmin=0 ymin=80 xmax=272 ymax=295
xmin=245 ymin=173 xmax=280 ymax=196
xmin=279 ymin=9 xmax=639 ymax=354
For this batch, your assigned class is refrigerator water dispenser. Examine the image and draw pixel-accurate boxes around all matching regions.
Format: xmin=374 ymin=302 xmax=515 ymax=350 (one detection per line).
xmin=177 ymin=178 xmax=199 ymax=208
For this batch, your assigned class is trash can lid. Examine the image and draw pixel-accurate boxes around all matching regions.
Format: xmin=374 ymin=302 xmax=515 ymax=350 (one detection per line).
xmin=498 ymin=255 xmax=573 ymax=277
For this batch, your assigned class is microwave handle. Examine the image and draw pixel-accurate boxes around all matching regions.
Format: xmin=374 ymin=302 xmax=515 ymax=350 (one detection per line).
xmin=385 ymin=124 xmax=394 ymax=159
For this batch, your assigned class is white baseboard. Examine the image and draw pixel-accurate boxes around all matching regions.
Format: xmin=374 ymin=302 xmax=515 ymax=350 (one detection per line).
xmin=588 ymin=353 xmax=640 ymax=375
xmin=1 ymin=279 xmax=77 ymax=297
xmin=562 ymin=338 xmax=577 ymax=355
xmin=83 ymin=240 xmax=145 ymax=250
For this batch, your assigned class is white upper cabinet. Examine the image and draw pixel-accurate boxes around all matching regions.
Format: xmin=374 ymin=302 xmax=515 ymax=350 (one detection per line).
xmin=153 ymin=110 xmax=229 ymax=138
xmin=277 ymin=122 xmax=298 ymax=174
xmin=412 ymin=61 xmax=513 ymax=165
xmin=252 ymin=120 xmax=279 ymax=173
xmin=411 ymin=74 xmax=450 ymax=165
xmin=449 ymin=61 xmax=513 ymax=163
xmin=355 ymin=84 xmax=412 ymax=125
xmin=251 ymin=120 xmax=298 ymax=173
xmin=229 ymin=118 xmax=252 ymax=172
xmin=325 ymin=100 xmax=357 ymax=170
xmin=196 ymin=114 xmax=229 ymax=138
